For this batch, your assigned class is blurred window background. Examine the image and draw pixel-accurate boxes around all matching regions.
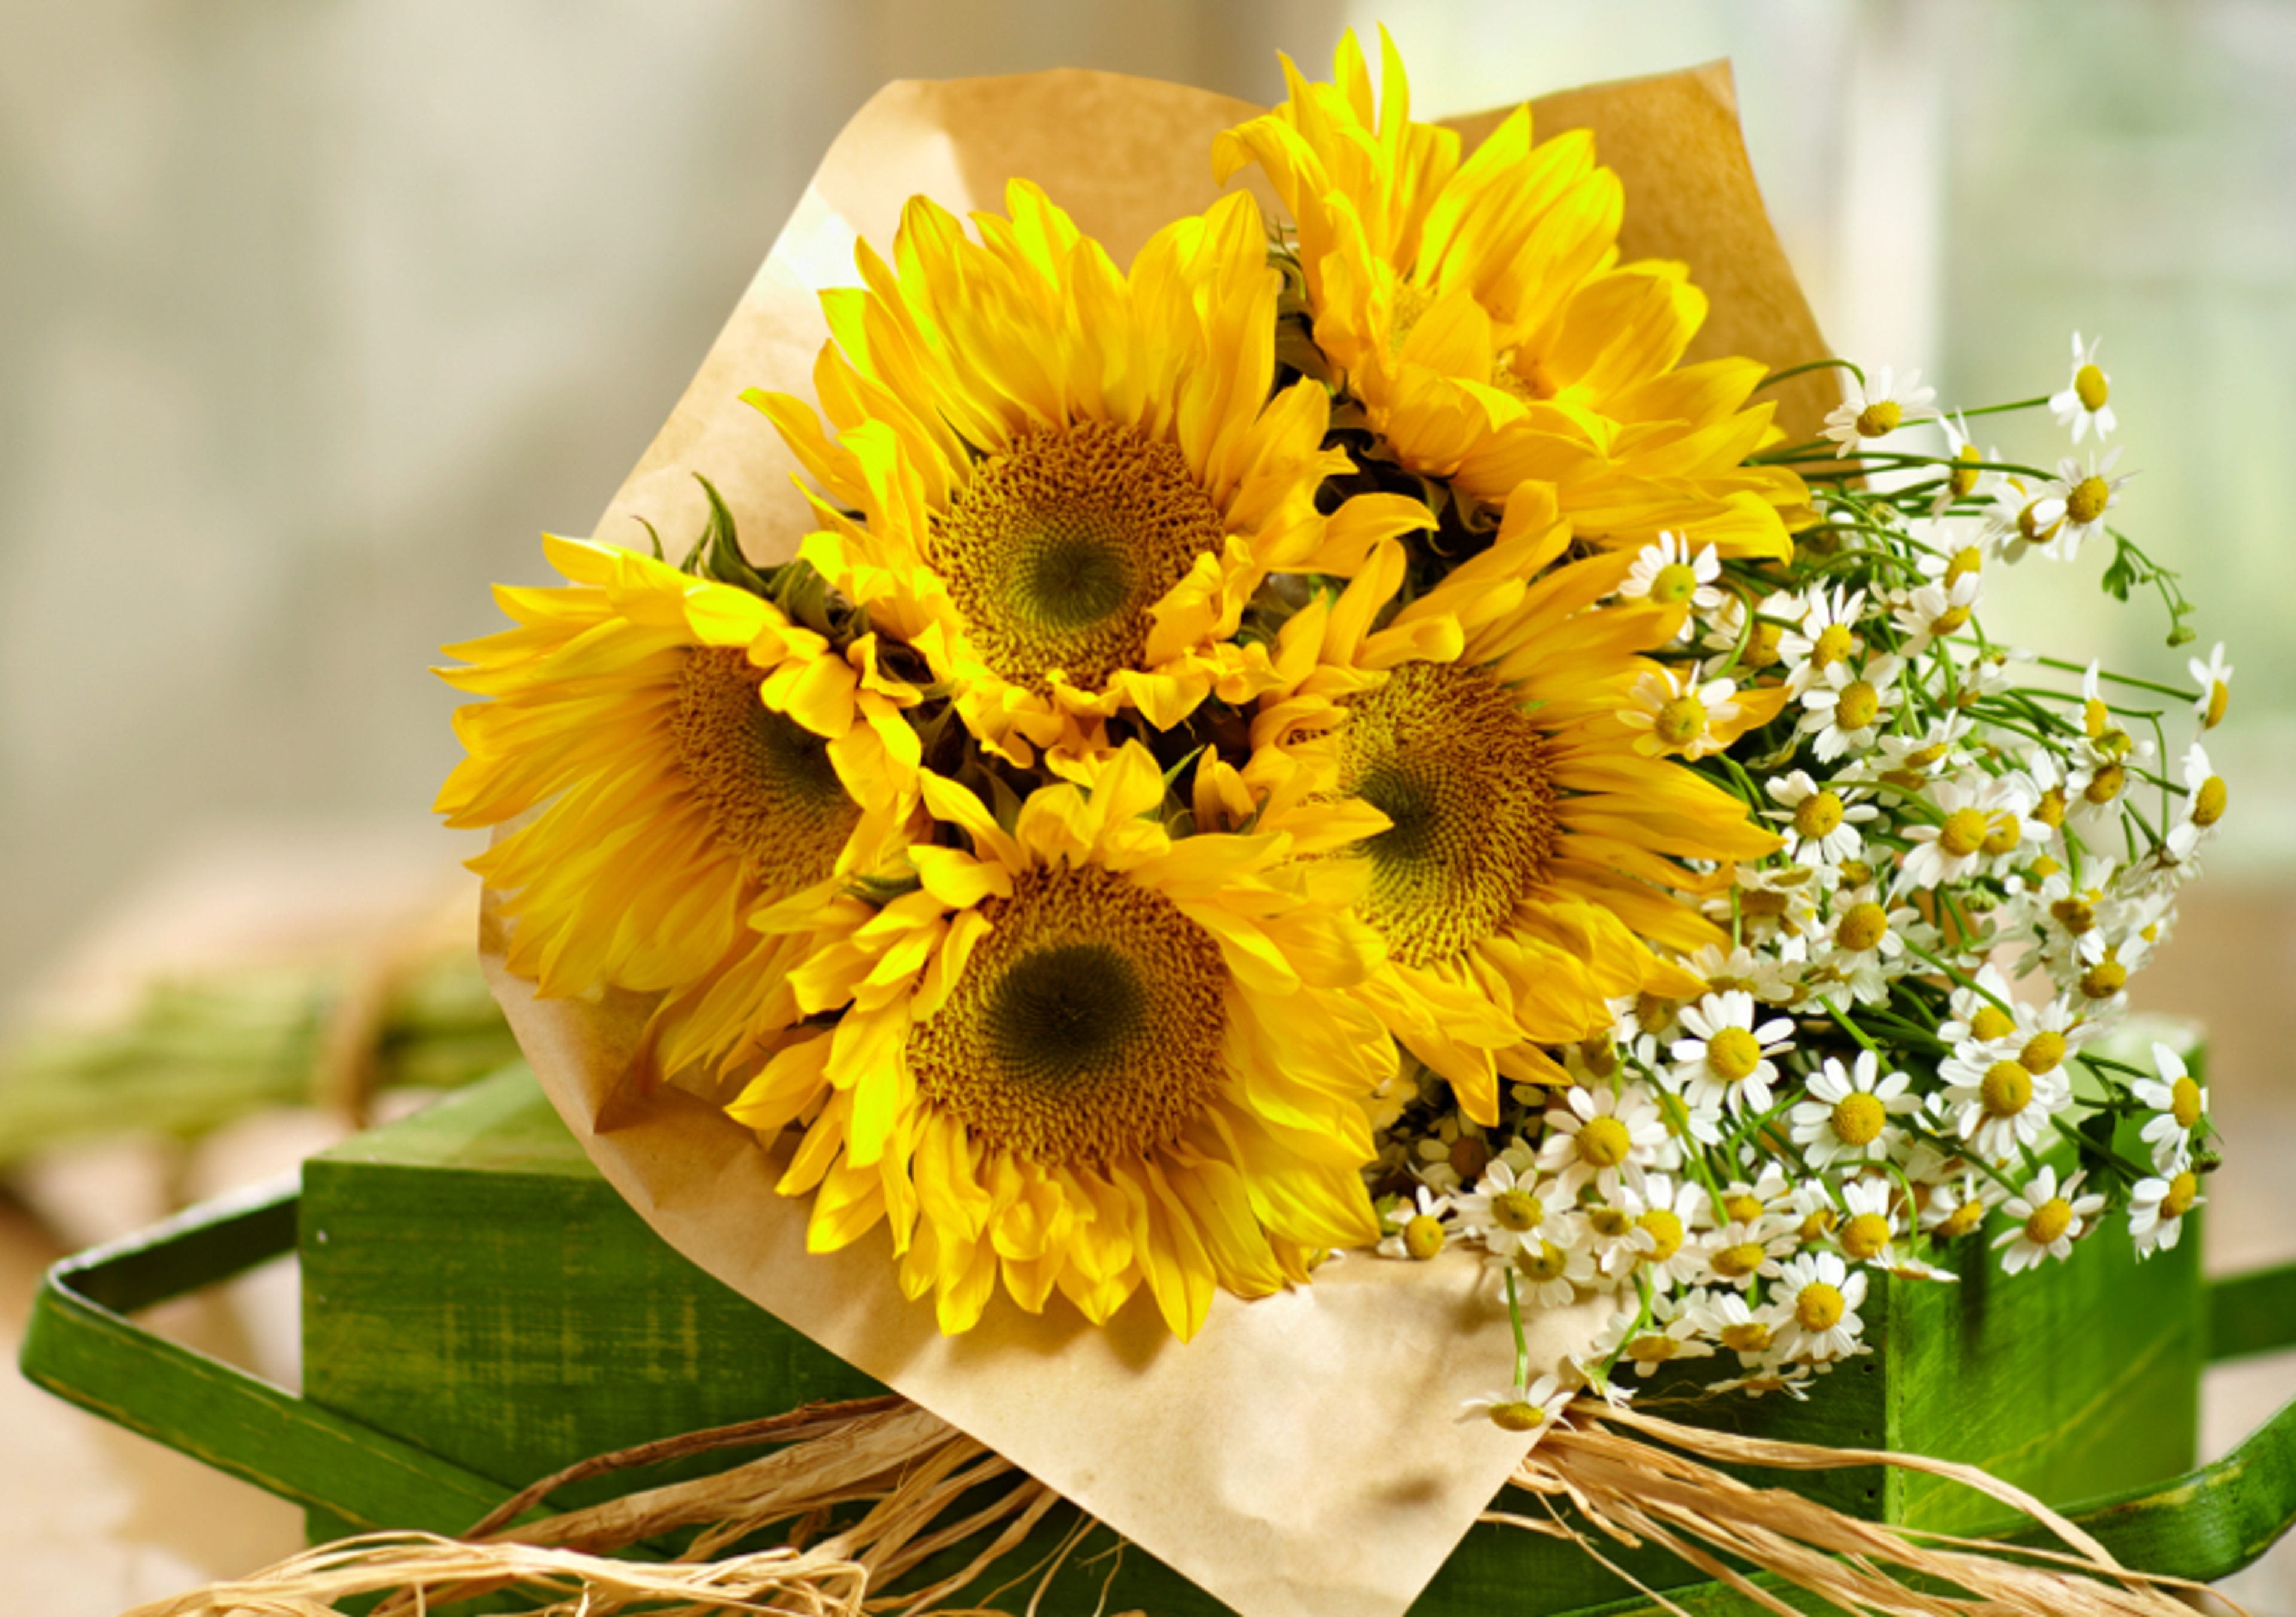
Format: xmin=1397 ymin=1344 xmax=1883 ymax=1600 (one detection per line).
xmin=2 ymin=2 xmax=2291 ymax=1612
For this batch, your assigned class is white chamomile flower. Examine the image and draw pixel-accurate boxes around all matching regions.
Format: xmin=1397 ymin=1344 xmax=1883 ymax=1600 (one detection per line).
xmin=1764 ymin=771 xmax=1881 ymax=867
xmin=2034 ymin=861 xmax=2120 ymax=967
xmin=1993 ymin=1165 xmax=2105 ymax=1274
xmin=1714 ymin=1164 xmax=1794 ymax=1227
xmin=2047 ymin=332 xmax=2117 ymax=444
xmin=1832 ymin=1176 xmax=1907 ymax=1267
xmin=1680 ymin=1288 xmax=1781 ymax=1367
xmin=1789 ymin=1050 xmax=1919 ymax=1169
xmin=1459 ymin=1371 xmax=1574 ymax=1442
xmin=1799 ymin=652 xmax=1902 ymax=763
xmin=1918 ymin=1166 xmax=2001 ymax=1242
xmin=1619 ymin=533 xmax=1724 ymax=632
xmin=2127 ymin=1167 xmax=2205 ymax=1259
xmin=1937 ymin=1044 xmax=2071 ymax=1161
xmin=1777 ymin=586 xmax=1866 ymax=696
xmin=1928 ymin=417 xmax=2001 ymax=517
xmin=1534 ymin=1085 xmax=1673 ymax=1199
xmin=1451 ymin=1159 xmax=1559 ymax=1260
xmin=2166 ymin=742 xmax=2228 ymax=864
xmin=2026 ymin=447 xmax=2131 ymax=562
xmin=1618 ymin=1173 xmax=1711 ymax=1290
xmin=1936 ymin=964 xmax=2020 ymax=1047
xmin=1697 ymin=1215 xmax=1799 ymax=1290
xmin=1987 ymin=995 xmax=2089 ymax=1090
xmin=1510 ymin=1221 xmax=1599 ymax=1309
xmin=2130 ymin=1041 xmax=2208 ymax=1173
xmin=1669 ymin=990 xmax=1795 ymax=1116
xmin=1581 ymin=1196 xmax=1659 ymax=1279
xmin=1605 ymin=1294 xmax=1715 ymax=1374
xmin=1917 ymin=515 xmax=1996 ymax=582
xmin=1686 ymin=942 xmax=1798 ymax=1005
xmin=2189 ymin=641 xmax=2233 ymax=731
xmin=1711 ymin=1364 xmax=1818 ymax=1401
xmin=1846 ymin=713 xmax=1976 ymax=792
xmin=1890 ymin=573 xmax=1981 ymax=653
xmin=1378 ymin=1184 xmax=1458 ymax=1260
xmin=1619 ymin=667 xmax=1745 ymax=761
xmin=1822 ymin=365 xmax=1936 ymax=457
xmin=1772 ymin=1250 xmax=1870 ymax=1362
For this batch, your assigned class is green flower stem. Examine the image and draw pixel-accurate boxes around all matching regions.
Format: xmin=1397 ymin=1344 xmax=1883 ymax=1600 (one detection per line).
xmin=1505 ymin=1267 xmax=1530 ymax=1390
xmin=1755 ymin=356 xmax=1865 ymax=392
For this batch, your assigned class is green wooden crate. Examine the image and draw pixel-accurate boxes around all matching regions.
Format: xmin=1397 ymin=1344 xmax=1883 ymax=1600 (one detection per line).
xmin=23 ymin=1060 xmax=2296 ymax=1615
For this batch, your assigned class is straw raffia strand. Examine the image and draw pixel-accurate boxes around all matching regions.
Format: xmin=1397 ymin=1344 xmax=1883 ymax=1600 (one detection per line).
xmin=123 ymin=1391 xmax=2237 ymax=1617
xmin=1503 ymin=1399 xmax=2241 ymax=1617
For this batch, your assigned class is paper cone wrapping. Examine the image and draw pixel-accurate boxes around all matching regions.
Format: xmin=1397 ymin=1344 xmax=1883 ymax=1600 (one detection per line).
xmin=491 ymin=60 xmax=1833 ymax=1617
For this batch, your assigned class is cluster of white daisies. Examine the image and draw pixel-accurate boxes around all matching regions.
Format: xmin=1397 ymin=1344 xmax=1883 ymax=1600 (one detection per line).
xmin=1372 ymin=336 xmax=2233 ymax=1428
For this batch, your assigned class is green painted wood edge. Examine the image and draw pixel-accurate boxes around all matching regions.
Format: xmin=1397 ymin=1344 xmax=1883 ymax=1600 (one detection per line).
xmin=20 ymin=1182 xmax=2296 ymax=1616
xmin=16 ymin=1175 xmax=521 ymax=1536
xmin=2209 ymin=1261 xmax=2296 ymax=1364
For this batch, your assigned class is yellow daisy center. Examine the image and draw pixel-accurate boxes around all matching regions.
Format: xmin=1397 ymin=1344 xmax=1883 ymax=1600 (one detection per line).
xmin=906 ymin=863 xmax=1227 ymax=1164
xmin=672 ymin=647 xmax=859 ymax=886
xmin=1492 ymin=1189 xmax=1544 ymax=1233
xmin=1638 ymin=1208 xmax=1686 ymax=1262
xmin=1937 ymin=1197 xmax=1987 ymax=1239
xmin=1793 ymin=790 xmax=1845 ymax=840
xmin=2163 ymin=1170 xmax=2199 ymax=1220
xmin=1950 ymin=450 xmax=1983 ymax=500
xmin=1981 ymin=812 xmax=2023 ymax=858
xmin=2020 ymin=1031 xmax=2067 ymax=1076
xmin=1575 ymin=1116 xmax=1632 ymax=1169
xmin=2036 ymin=787 xmax=2068 ymax=828
xmin=2051 ymin=897 xmax=2096 ymax=936
xmin=1968 ymin=1004 xmax=2016 ymax=1043
xmin=1654 ymin=695 xmax=1709 ymax=748
xmin=2205 ymin=681 xmax=2229 ymax=729
xmin=1628 ymin=1332 xmax=1680 ymax=1365
xmin=1744 ymin=620 xmax=1786 ymax=670
xmin=1517 ymin=1240 xmax=1570 ymax=1282
xmin=2075 ymin=363 xmax=2109 ymax=412
xmin=1836 ymin=902 xmax=1889 ymax=953
xmin=1842 ymin=1211 xmax=1892 ymax=1260
xmin=1650 ymin=561 xmax=1700 ymax=606
xmin=2065 ymin=476 xmax=2111 ymax=526
xmin=1711 ymin=1240 xmax=1767 ymax=1279
xmin=1834 ymin=680 xmax=1881 ymax=731
xmin=935 ymin=420 xmax=1224 ymax=693
xmin=1403 ymin=1213 xmax=1446 ymax=1260
xmin=1338 ymin=661 xmax=1559 ymax=969
xmin=1855 ymin=401 xmax=1901 ymax=438
xmin=2025 ymin=1198 xmax=2073 ymax=1246
xmin=1812 ymin=623 xmax=1854 ymax=667
xmin=2170 ymin=1075 xmax=2203 ymax=1130
xmin=2194 ymin=775 xmax=2227 ymax=827
xmin=1795 ymin=1282 xmax=1846 ymax=1332
xmin=1799 ymin=1207 xmax=1836 ymax=1243
xmin=1980 ymin=1060 xmax=2034 ymax=1118
xmin=1587 ymin=1206 xmax=1634 ymax=1239
xmin=1938 ymin=808 xmax=1990 ymax=858
xmin=2084 ymin=763 xmax=2126 ymax=805
xmin=1831 ymin=1092 xmax=1886 ymax=1147
xmin=1488 ymin=1399 xmax=1546 ymax=1432
xmin=1703 ymin=1027 xmax=1763 ymax=1083
xmin=1720 ymin=1320 xmax=1772 ymax=1355
xmin=1722 ymin=1193 xmax=1766 ymax=1225
xmin=2080 ymin=958 xmax=2127 ymax=1000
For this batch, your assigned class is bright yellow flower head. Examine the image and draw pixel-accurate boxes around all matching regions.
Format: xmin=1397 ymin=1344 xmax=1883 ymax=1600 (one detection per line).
xmin=1252 ymin=485 xmax=1787 ymax=1121
xmin=1213 ymin=29 xmax=1806 ymax=560
xmin=723 ymin=742 xmax=1393 ymax=1340
xmin=751 ymin=180 xmax=1427 ymax=769
xmin=435 ymin=534 xmax=923 ymax=1078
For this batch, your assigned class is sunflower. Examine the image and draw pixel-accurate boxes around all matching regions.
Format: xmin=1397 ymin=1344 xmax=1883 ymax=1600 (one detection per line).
xmin=749 ymin=180 xmax=1427 ymax=769
xmin=1212 ymin=30 xmax=1807 ymax=559
xmin=722 ymin=742 xmax=1394 ymax=1339
xmin=435 ymin=534 xmax=922 ymax=1078
xmin=1253 ymin=485 xmax=1787 ymax=1123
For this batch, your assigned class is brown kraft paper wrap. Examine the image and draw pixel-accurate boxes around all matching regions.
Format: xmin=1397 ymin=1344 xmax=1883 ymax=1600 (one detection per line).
xmin=487 ymin=59 xmax=1834 ymax=1617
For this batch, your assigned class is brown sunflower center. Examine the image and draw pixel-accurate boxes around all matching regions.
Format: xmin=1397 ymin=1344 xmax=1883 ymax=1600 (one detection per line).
xmin=933 ymin=419 xmax=1226 ymax=696
xmin=1336 ymin=661 xmax=1559 ymax=969
xmin=672 ymin=646 xmax=857 ymax=888
xmin=906 ymin=863 xmax=1228 ymax=1164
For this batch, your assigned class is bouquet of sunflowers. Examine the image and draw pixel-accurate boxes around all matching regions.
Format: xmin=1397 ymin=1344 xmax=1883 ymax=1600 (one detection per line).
xmin=425 ymin=32 xmax=2231 ymax=1617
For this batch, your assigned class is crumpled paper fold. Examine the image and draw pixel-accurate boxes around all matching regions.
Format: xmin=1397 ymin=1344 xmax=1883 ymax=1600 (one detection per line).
xmin=493 ymin=59 xmax=1831 ymax=1617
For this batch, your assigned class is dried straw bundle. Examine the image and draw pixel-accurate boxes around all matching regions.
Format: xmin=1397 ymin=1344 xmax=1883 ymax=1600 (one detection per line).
xmin=127 ymin=1393 xmax=2230 ymax=1617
